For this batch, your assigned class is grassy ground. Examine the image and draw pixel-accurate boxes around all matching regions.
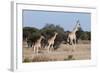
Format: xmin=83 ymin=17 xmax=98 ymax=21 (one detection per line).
xmin=23 ymin=40 xmax=91 ymax=62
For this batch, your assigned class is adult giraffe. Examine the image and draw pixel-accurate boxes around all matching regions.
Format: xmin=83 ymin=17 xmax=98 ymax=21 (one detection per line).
xmin=33 ymin=35 xmax=44 ymax=54
xmin=67 ymin=20 xmax=81 ymax=51
xmin=47 ymin=32 xmax=58 ymax=52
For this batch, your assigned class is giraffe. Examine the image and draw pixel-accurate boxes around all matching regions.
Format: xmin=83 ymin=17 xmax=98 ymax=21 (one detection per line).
xmin=33 ymin=35 xmax=44 ymax=54
xmin=67 ymin=20 xmax=81 ymax=51
xmin=47 ymin=32 xmax=58 ymax=52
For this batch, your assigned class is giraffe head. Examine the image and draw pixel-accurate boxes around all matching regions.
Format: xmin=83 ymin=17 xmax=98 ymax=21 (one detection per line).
xmin=40 ymin=35 xmax=45 ymax=39
xmin=54 ymin=32 xmax=58 ymax=35
xmin=74 ymin=20 xmax=81 ymax=31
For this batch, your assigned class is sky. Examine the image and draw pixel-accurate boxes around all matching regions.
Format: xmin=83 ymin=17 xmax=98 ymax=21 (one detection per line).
xmin=23 ymin=10 xmax=91 ymax=31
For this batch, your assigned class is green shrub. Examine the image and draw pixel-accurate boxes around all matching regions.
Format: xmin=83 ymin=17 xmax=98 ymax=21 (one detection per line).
xmin=64 ymin=55 xmax=75 ymax=60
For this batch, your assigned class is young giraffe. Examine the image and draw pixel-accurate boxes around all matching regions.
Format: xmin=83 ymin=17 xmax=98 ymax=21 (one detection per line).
xmin=33 ymin=36 xmax=44 ymax=54
xmin=47 ymin=32 xmax=58 ymax=52
xmin=67 ymin=20 xmax=81 ymax=51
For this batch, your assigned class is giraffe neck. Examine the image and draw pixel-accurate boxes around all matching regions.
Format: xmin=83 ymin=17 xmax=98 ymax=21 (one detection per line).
xmin=72 ymin=27 xmax=78 ymax=34
xmin=51 ymin=34 xmax=57 ymax=41
xmin=72 ymin=20 xmax=80 ymax=34
xmin=72 ymin=23 xmax=79 ymax=34
xmin=37 ymin=37 xmax=42 ymax=43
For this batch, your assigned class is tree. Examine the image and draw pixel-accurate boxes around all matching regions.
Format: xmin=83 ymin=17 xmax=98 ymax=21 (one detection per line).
xmin=23 ymin=27 xmax=39 ymax=40
xmin=41 ymin=24 xmax=66 ymax=50
xmin=23 ymin=27 xmax=40 ymax=47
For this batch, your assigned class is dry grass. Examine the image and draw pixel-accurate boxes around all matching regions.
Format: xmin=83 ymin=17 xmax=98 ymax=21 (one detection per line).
xmin=23 ymin=40 xmax=91 ymax=62
xmin=23 ymin=58 xmax=31 ymax=62
xmin=32 ymin=55 xmax=52 ymax=62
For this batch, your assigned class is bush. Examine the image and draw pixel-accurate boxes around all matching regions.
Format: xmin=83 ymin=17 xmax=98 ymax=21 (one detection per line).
xmin=64 ymin=55 xmax=75 ymax=60
xmin=80 ymin=32 xmax=91 ymax=40
xmin=23 ymin=27 xmax=39 ymax=40
xmin=76 ymin=28 xmax=91 ymax=41
xmin=41 ymin=24 xmax=66 ymax=50
xmin=23 ymin=24 xmax=91 ymax=49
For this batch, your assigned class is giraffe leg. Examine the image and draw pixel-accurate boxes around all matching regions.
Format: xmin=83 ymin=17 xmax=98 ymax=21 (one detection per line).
xmin=73 ymin=39 xmax=76 ymax=51
xmin=50 ymin=44 xmax=53 ymax=52
xmin=71 ymin=40 xmax=74 ymax=52
xmin=36 ymin=47 xmax=38 ymax=55
xmin=47 ymin=44 xmax=50 ymax=53
xmin=67 ymin=37 xmax=69 ymax=44
xmin=72 ymin=40 xmax=75 ymax=52
xmin=51 ymin=44 xmax=54 ymax=51
xmin=33 ymin=46 xmax=36 ymax=54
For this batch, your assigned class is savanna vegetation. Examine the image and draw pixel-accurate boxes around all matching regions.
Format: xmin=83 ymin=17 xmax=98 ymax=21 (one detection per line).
xmin=23 ymin=24 xmax=91 ymax=49
xmin=23 ymin=24 xmax=91 ymax=62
